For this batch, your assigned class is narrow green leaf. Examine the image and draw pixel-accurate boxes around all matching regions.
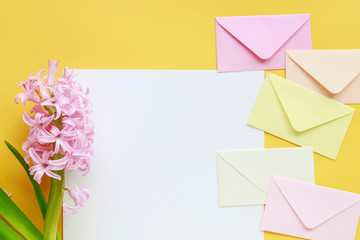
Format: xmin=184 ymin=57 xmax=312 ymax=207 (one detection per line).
xmin=0 ymin=217 xmax=24 ymax=240
xmin=0 ymin=187 xmax=42 ymax=240
xmin=5 ymin=141 xmax=62 ymax=240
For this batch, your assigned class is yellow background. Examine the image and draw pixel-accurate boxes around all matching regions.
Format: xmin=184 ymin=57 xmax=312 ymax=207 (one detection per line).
xmin=1 ymin=0 xmax=360 ymax=239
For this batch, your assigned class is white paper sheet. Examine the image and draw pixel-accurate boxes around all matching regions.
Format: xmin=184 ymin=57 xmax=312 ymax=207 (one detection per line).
xmin=64 ymin=70 xmax=265 ymax=240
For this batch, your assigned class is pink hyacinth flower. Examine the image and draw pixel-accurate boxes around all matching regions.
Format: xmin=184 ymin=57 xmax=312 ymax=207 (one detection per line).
xmin=23 ymin=112 xmax=54 ymax=136
xmin=15 ymin=79 xmax=41 ymax=106
xmin=63 ymin=187 xmax=90 ymax=215
xmin=28 ymin=148 xmax=68 ymax=184
xmin=17 ymin=60 xmax=94 ymax=211
xmin=38 ymin=125 xmax=78 ymax=153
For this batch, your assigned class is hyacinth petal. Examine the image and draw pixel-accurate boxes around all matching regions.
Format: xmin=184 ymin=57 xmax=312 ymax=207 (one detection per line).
xmin=17 ymin=81 xmax=25 ymax=89
xmin=37 ymin=136 xmax=56 ymax=144
xmin=63 ymin=204 xmax=77 ymax=211
xmin=29 ymin=148 xmax=43 ymax=165
xmin=49 ymin=165 xmax=65 ymax=171
xmin=29 ymin=165 xmax=42 ymax=174
xmin=53 ymin=105 xmax=62 ymax=120
xmin=53 ymin=142 xmax=60 ymax=153
xmin=42 ymin=115 xmax=54 ymax=127
xmin=41 ymin=74 xmax=49 ymax=82
xmin=38 ymin=83 xmax=51 ymax=101
xmin=44 ymin=169 xmax=61 ymax=180
xmin=31 ymin=168 xmax=45 ymax=184
xmin=62 ymin=118 xmax=76 ymax=127
xmin=80 ymin=189 xmax=90 ymax=200
xmin=33 ymin=174 xmax=43 ymax=184
xmin=34 ymin=113 xmax=42 ymax=123
xmin=49 ymin=156 xmax=68 ymax=165
xmin=48 ymin=157 xmax=68 ymax=170
xmin=36 ymin=69 xmax=47 ymax=80
xmin=61 ymin=142 xmax=72 ymax=154
xmin=41 ymin=151 xmax=51 ymax=162
xmin=47 ymin=59 xmax=59 ymax=86
xmin=23 ymin=112 xmax=36 ymax=126
xmin=40 ymin=99 xmax=51 ymax=106
xmin=24 ymin=155 xmax=31 ymax=164
xmin=50 ymin=126 xmax=61 ymax=135
xmin=79 ymin=166 xmax=91 ymax=176
xmin=62 ymin=204 xmax=77 ymax=215
xmin=22 ymin=138 xmax=34 ymax=152
xmin=66 ymin=159 xmax=82 ymax=170
xmin=15 ymin=93 xmax=24 ymax=103
xmin=15 ymin=93 xmax=26 ymax=106
xmin=31 ymin=104 xmax=47 ymax=114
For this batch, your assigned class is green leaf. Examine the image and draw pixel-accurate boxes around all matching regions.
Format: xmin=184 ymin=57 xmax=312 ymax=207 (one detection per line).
xmin=5 ymin=141 xmax=62 ymax=240
xmin=0 ymin=187 xmax=43 ymax=240
xmin=0 ymin=217 xmax=24 ymax=240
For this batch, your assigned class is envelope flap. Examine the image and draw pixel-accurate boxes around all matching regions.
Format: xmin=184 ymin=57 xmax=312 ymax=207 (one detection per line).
xmin=274 ymin=176 xmax=360 ymax=229
xmin=287 ymin=50 xmax=360 ymax=94
xmin=268 ymin=73 xmax=355 ymax=132
xmin=217 ymin=149 xmax=307 ymax=193
xmin=215 ymin=14 xmax=310 ymax=60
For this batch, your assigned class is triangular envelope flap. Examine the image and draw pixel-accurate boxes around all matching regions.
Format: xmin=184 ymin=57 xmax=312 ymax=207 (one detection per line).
xmin=274 ymin=176 xmax=360 ymax=229
xmin=287 ymin=50 xmax=360 ymax=94
xmin=268 ymin=73 xmax=354 ymax=132
xmin=217 ymin=149 xmax=304 ymax=192
xmin=215 ymin=14 xmax=310 ymax=60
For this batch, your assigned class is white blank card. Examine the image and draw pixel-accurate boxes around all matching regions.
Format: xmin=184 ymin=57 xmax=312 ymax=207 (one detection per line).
xmin=64 ymin=70 xmax=264 ymax=240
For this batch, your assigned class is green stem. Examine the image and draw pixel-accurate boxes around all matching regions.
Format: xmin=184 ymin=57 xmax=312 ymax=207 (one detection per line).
xmin=43 ymin=155 xmax=64 ymax=240
xmin=43 ymin=105 xmax=64 ymax=240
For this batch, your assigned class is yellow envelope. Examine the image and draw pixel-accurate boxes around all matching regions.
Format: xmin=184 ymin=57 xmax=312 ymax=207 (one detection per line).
xmin=217 ymin=147 xmax=314 ymax=207
xmin=248 ymin=73 xmax=355 ymax=160
xmin=286 ymin=50 xmax=360 ymax=104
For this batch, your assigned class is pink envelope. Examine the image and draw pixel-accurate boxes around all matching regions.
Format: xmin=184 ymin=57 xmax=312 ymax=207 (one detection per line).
xmin=262 ymin=176 xmax=360 ymax=240
xmin=215 ymin=14 xmax=312 ymax=72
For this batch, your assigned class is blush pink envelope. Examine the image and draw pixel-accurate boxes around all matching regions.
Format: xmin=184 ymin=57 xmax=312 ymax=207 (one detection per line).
xmin=215 ymin=14 xmax=312 ymax=72
xmin=262 ymin=176 xmax=360 ymax=240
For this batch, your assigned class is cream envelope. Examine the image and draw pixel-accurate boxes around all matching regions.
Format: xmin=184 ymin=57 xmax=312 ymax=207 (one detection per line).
xmin=262 ymin=176 xmax=360 ymax=240
xmin=215 ymin=14 xmax=312 ymax=72
xmin=286 ymin=50 xmax=360 ymax=103
xmin=217 ymin=147 xmax=314 ymax=207
xmin=248 ymin=73 xmax=355 ymax=160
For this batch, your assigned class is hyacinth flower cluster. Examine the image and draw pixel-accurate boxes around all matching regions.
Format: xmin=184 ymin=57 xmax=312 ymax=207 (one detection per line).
xmin=15 ymin=60 xmax=94 ymax=218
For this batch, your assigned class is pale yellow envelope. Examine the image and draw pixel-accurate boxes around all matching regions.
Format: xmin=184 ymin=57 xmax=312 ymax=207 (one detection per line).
xmin=286 ymin=50 xmax=360 ymax=104
xmin=217 ymin=147 xmax=314 ymax=207
xmin=248 ymin=73 xmax=355 ymax=160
